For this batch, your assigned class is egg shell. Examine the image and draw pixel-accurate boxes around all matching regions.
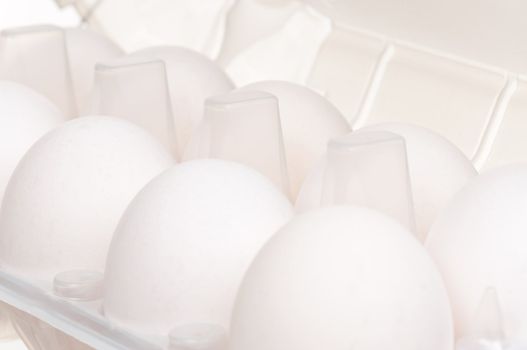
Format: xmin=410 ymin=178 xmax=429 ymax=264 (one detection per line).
xmin=103 ymin=159 xmax=293 ymax=337
xmin=230 ymin=206 xmax=454 ymax=350
xmin=426 ymin=165 xmax=527 ymax=340
xmin=0 ymin=116 xmax=173 ymax=281
xmin=0 ymin=81 xmax=65 ymax=203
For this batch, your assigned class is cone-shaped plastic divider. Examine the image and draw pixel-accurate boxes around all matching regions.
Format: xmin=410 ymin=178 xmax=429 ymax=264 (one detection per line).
xmin=456 ymin=288 xmax=508 ymax=349
xmin=473 ymin=287 xmax=505 ymax=341
xmin=0 ymin=25 xmax=76 ymax=116
xmin=92 ymin=57 xmax=178 ymax=157
xmin=184 ymin=90 xmax=290 ymax=196
xmin=320 ymin=131 xmax=416 ymax=234
xmin=0 ymin=25 xmax=122 ymax=117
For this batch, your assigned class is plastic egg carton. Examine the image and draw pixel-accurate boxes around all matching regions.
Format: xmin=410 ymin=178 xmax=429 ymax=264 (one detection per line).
xmin=56 ymin=0 xmax=527 ymax=173
xmin=0 ymin=0 xmax=525 ymax=349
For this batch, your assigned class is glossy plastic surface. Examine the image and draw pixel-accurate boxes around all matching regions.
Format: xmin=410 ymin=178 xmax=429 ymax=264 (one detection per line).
xmin=240 ymin=81 xmax=349 ymax=198
xmin=90 ymin=47 xmax=234 ymax=158
xmin=184 ymin=90 xmax=289 ymax=196
xmin=296 ymin=131 xmax=416 ymax=235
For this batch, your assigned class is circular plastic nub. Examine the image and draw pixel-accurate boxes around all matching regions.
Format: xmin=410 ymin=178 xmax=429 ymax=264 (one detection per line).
xmin=169 ymin=323 xmax=227 ymax=350
xmin=53 ymin=270 xmax=104 ymax=301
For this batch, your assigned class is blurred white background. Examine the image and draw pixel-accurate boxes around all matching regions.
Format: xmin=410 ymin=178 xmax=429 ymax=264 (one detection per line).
xmin=0 ymin=0 xmax=79 ymax=31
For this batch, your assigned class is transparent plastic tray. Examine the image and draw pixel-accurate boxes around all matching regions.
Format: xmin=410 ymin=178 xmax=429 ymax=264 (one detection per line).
xmin=1 ymin=0 xmax=527 ymax=349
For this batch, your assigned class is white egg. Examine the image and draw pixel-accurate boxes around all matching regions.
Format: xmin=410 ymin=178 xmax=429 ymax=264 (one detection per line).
xmin=426 ymin=165 xmax=527 ymax=341
xmin=0 ymin=81 xmax=65 ymax=204
xmin=230 ymin=206 xmax=454 ymax=350
xmin=0 ymin=81 xmax=56 ymax=341
xmin=129 ymin=46 xmax=234 ymax=154
xmin=240 ymin=80 xmax=350 ymax=198
xmin=0 ymin=26 xmax=122 ymax=117
xmin=0 ymin=116 xmax=173 ymax=281
xmin=103 ymin=160 xmax=293 ymax=339
xmin=362 ymin=123 xmax=477 ymax=238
